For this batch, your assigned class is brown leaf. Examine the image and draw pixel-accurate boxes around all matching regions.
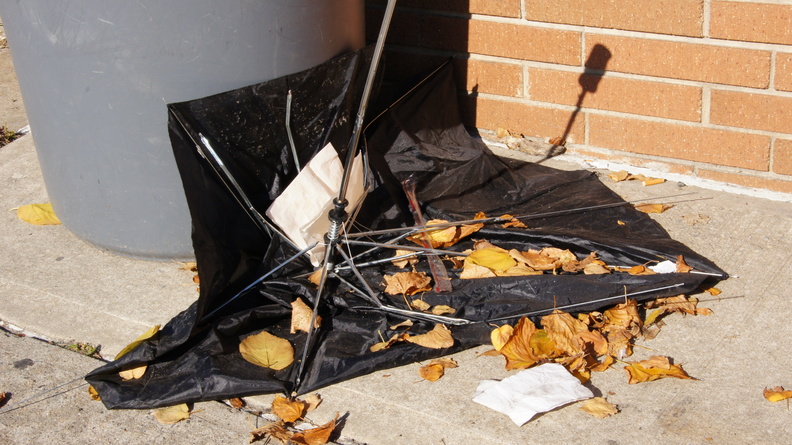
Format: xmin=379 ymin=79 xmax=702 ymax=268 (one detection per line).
xmin=764 ymin=386 xmax=792 ymax=403
xmin=389 ymin=320 xmax=413 ymax=330
xmin=630 ymin=174 xmax=665 ymax=186
xmin=496 ymin=265 xmax=543 ymax=277
xmin=616 ymin=264 xmax=655 ymax=275
xmin=431 ymin=304 xmax=456 ymax=315
xmin=499 ymin=214 xmax=527 ymax=228
xmin=499 ymin=317 xmax=543 ymax=370
xmin=291 ymin=298 xmax=321 ymax=334
xmin=517 ymin=249 xmax=557 ymax=271
xmin=410 ymin=299 xmax=431 ymax=312
xmin=549 ymin=136 xmax=566 ymax=146
xmin=430 ymin=358 xmax=459 ymax=369
xmin=228 ymin=398 xmax=245 ymax=409
xmin=624 ymin=356 xmax=694 ymax=384
xmin=675 ymin=255 xmax=693 ymax=273
xmin=579 ymin=397 xmax=619 ymax=418
xmin=383 ymin=271 xmax=432 ymax=296
xmin=88 ymin=385 xmax=101 ymax=401
xmin=419 ymin=363 xmax=445 ymax=382
xmin=392 ymin=249 xmax=419 ymax=268
xmin=583 ymin=263 xmax=611 ymax=274
xmin=302 ymin=393 xmax=322 ymax=413
xmin=405 ymin=324 xmax=454 ymax=349
xmin=635 ymin=203 xmax=673 ymax=214
xmin=152 ymin=404 xmax=192 ymax=424
xmin=617 ymin=220 xmax=626 ymax=226
xmin=250 ymin=420 xmax=293 ymax=444
xmin=603 ymin=300 xmax=643 ymax=333
xmin=177 ymin=261 xmax=198 ymax=272
xmin=308 ymin=268 xmax=323 ymax=286
xmin=541 ymin=310 xmax=590 ymax=357
xmin=459 ymin=261 xmax=497 ymax=279
xmin=290 ymin=414 xmax=339 ymax=445
xmin=645 ymin=295 xmax=712 ymax=318
xmin=272 ymin=395 xmax=306 ymax=423
xmin=705 ymin=287 xmax=722 ymax=296
xmin=369 ymin=332 xmax=408 ymax=352
xmin=608 ymin=170 xmax=630 ymax=182
xmin=239 ymin=331 xmax=295 ymax=371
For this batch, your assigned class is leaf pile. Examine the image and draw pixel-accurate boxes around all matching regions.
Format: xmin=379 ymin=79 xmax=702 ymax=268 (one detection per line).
xmin=489 ymin=297 xmax=706 ymax=384
xmin=608 ymin=170 xmax=665 ymax=186
xmin=250 ymin=394 xmax=337 ymax=445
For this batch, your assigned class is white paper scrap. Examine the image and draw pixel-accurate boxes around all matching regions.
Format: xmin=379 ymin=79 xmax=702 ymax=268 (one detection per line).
xmin=472 ymin=363 xmax=593 ymax=426
xmin=266 ymin=143 xmax=366 ymax=265
xmin=649 ymin=260 xmax=677 ymax=274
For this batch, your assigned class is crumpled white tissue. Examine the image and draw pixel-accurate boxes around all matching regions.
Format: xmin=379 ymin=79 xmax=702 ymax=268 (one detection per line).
xmin=472 ymin=363 xmax=593 ymax=426
xmin=648 ymin=260 xmax=677 ymax=274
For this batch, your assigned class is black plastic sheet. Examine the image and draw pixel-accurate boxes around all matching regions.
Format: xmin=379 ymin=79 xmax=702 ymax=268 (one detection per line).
xmin=87 ymin=49 xmax=725 ymax=409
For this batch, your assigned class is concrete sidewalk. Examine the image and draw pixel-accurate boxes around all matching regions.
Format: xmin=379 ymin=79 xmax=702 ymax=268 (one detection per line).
xmin=2 ymin=132 xmax=791 ymax=444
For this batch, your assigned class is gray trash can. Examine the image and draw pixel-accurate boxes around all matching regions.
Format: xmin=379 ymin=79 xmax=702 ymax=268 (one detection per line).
xmin=0 ymin=0 xmax=364 ymax=259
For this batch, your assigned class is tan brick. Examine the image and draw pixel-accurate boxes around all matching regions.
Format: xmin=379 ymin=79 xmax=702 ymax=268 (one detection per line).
xmin=569 ymin=148 xmax=696 ymax=175
xmin=367 ymin=0 xmax=521 ymax=18
xmin=711 ymin=1 xmax=792 ymax=45
xmin=698 ymin=169 xmax=792 ymax=194
xmin=775 ymin=53 xmax=792 ymax=93
xmin=381 ymin=50 xmax=523 ymax=97
xmin=529 ymin=68 xmax=701 ymax=121
xmin=774 ymin=139 xmax=792 ymax=176
xmin=461 ymin=97 xmax=586 ymax=142
xmin=710 ymin=90 xmax=792 ymax=134
xmin=586 ymin=35 xmax=771 ymax=88
xmin=525 ymin=0 xmax=702 ymax=37
xmin=589 ymin=115 xmax=770 ymax=170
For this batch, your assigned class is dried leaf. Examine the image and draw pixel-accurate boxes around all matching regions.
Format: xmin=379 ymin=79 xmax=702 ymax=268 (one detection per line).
xmin=118 ymin=364 xmax=147 ymax=381
xmin=617 ymin=220 xmax=626 ymax=226
xmin=518 ymin=249 xmax=558 ymax=271
xmin=645 ymin=295 xmax=712 ymax=317
xmin=616 ymin=265 xmax=655 ymax=275
xmin=583 ymin=263 xmax=611 ymax=274
xmin=528 ymin=329 xmax=559 ymax=359
xmin=304 ymin=393 xmax=322 ymax=412
xmin=115 ymin=325 xmax=161 ymax=360
xmin=549 ymin=136 xmax=566 ymax=146
xmin=389 ymin=320 xmax=413 ymax=330
xmin=405 ymin=324 xmax=454 ymax=349
xmin=88 ymin=385 xmax=101 ymax=401
xmin=496 ymin=265 xmax=543 ymax=277
xmin=308 ymin=268 xmax=323 ymax=286
xmin=624 ymin=356 xmax=694 ymax=384
xmin=410 ymin=299 xmax=431 ymax=312
xmin=490 ymin=324 xmax=514 ymax=351
xmin=499 ymin=317 xmax=543 ymax=370
xmin=608 ymin=170 xmax=630 ymax=182
xmin=764 ymin=386 xmax=792 ymax=402
xmin=675 ymin=255 xmax=693 ymax=273
xmin=228 ymin=398 xmax=245 ymax=409
xmin=579 ymin=397 xmax=619 ymax=418
xmin=542 ymin=310 xmax=608 ymax=357
xmin=641 ymin=176 xmax=665 ymax=186
xmin=431 ymin=304 xmax=455 ymax=315
xmin=466 ymin=247 xmax=517 ymax=272
xmin=500 ymin=214 xmax=527 ymax=228
xmin=705 ymin=287 xmax=722 ymax=296
xmin=430 ymin=358 xmax=458 ymax=369
xmin=272 ymin=395 xmax=306 ymax=423
xmin=407 ymin=219 xmax=483 ymax=248
xmin=383 ymin=271 xmax=432 ymax=296
xmin=419 ymin=363 xmax=445 ymax=381
xmin=369 ymin=333 xmax=408 ymax=352
xmin=177 ymin=261 xmax=198 ymax=272
xmin=239 ymin=331 xmax=294 ymax=371
xmin=392 ymin=249 xmax=419 ymax=268
xmin=459 ymin=261 xmax=497 ymax=279
xmin=250 ymin=420 xmax=293 ymax=444
xmin=16 ymin=203 xmax=62 ymax=225
xmin=290 ymin=414 xmax=339 ymax=445
xmin=153 ymin=404 xmax=191 ymax=424
xmin=291 ymin=298 xmax=321 ymax=334
xmin=635 ymin=203 xmax=673 ymax=214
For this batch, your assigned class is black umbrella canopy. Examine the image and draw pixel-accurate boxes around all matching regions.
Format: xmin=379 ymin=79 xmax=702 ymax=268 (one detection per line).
xmin=86 ymin=49 xmax=725 ymax=409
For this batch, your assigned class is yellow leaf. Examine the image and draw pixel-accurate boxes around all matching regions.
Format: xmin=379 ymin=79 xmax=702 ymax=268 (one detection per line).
xmin=764 ymin=386 xmax=792 ymax=403
xmin=466 ymin=247 xmax=517 ymax=272
xmin=383 ymin=271 xmax=432 ymax=296
xmin=239 ymin=331 xmax=294 ymax=371
xmin=115 ymin=325 xmax=161 ymax=360
xmin=624 ymin=356 xmax=694 ymax=384
xmin=88 ymin=385 xmax=101 ymax=401
xmin=528 ymin=329 xmax=559 ymax=359
xmin=290 ymin=414 xmax=339 ymax=445
xmin=291 ymin=298 xmax=321 ymax=334
xmin=407 ymin=219 xmax=483 ymax=249
xmin=152 ymin=404 xmax=191 ymax=424
xmin=490 ymin=324 xmax=514 ymax=352
xmin=118 ymin=364 xmax=147 ymax=381
xmin=405 ymin=324 xmax=454 ymax=349
xmin=16 ymin=203 xmax=61 ymax=225
xmin=705 ymin=287 xmax=722 ymax=296
xmin=579 ymin=397 xmax=619 ymax=418
xmin=430 ymin=357 xmax=458 ymax=369
xmin=250 ymin=420 xmax=293 ymax=443
xmin=272 ymin=395 xmax=306 ymax=423
xmin=500 ymin=214 xmax=527 ymax=228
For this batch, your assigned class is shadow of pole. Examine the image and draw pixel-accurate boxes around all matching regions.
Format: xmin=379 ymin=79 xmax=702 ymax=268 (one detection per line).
xmin=536 ymin=43 xmax=611 ymax=164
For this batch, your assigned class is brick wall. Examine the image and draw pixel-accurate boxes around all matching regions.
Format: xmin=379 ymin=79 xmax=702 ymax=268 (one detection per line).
xmin=366 ymin=0 xmax=792 ymax=195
